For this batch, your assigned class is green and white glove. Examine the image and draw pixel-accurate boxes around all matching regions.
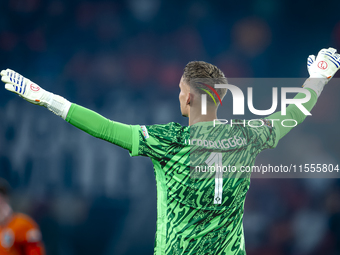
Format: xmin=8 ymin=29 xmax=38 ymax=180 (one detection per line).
xmin=1 ymin=69 xmax=71 ymax=119
xmin=303 ymin=47 xmax=340 ymax=97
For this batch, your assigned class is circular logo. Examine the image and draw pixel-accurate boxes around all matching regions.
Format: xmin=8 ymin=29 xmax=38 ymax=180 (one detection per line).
xmin=317 ymin=61 xmax=328 ymax=70
xmin=30 ymin=84 xmax=40 ymax=91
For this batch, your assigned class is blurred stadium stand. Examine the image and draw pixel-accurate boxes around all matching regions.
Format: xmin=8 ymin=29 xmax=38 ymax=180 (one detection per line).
xmin=0 ymin=0 xmax=340 ymax=254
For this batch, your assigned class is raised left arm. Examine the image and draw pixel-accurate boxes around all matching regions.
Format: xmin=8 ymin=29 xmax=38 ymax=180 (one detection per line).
xmin=267 ymin=47 xmax=340 ymax=140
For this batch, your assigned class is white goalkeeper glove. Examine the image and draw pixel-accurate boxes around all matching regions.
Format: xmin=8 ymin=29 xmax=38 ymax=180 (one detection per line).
xmin=307 ymin=47 xmax=340 ymax=79
xmin=1 ymin=69 xmax=71 ymax=119
xmin=303 ymin=47 xmax=340 ymax=97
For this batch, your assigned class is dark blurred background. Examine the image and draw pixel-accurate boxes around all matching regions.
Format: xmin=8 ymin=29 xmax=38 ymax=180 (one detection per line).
xmin=0 ymin=0 xmax=340 ymax=254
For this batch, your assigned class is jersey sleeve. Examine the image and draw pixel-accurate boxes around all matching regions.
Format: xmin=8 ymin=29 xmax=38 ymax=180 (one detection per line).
xmin=66 ymin=104 xmax=134 ymax=152
xmin=245 ymin=119 xmax=281 ymax=150
xmin=130 ymin=123 xmax=176 ymax=159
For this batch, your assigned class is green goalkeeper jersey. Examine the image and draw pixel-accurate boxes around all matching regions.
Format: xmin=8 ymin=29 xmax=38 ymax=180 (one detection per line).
xmin=65 ymin=88 xmax=317 ymax=255
xmin=129 ymin=120 xmax=279 ymax=255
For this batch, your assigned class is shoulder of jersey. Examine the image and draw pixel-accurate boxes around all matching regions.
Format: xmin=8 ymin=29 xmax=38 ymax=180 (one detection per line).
xmin=150 ymin=122 xmax=185 ymax=133
xmin=164 ymin=122 xmax=183 ymax=129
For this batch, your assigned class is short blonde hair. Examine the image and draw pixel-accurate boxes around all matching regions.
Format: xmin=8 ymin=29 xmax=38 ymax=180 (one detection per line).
xmin=183 ymin=61 xmax=228 ymax=105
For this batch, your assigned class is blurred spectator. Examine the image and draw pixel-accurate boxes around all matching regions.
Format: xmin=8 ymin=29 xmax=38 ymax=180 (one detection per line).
xmin=0 ymin=178 xmax=45 ymax=255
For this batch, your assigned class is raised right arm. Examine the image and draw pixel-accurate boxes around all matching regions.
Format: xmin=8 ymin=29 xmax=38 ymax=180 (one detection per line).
xmin=1 ymin=69 xmax=134 ymax=153
xmin=66 ymin=104 xmax=133 ymax=152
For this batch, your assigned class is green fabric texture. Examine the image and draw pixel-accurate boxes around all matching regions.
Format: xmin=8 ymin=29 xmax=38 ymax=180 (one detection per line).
xmin=66 ymin=104 xmax=134 ymax=152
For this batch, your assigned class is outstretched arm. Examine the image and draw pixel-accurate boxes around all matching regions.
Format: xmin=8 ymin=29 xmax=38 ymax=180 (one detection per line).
xmin=1 ymin=69 xmax=134 ymax=152
xmin=267 ymin=47 xmax=340 ymax=140
xmin=66 ymin=104 xmax=133 ymax=151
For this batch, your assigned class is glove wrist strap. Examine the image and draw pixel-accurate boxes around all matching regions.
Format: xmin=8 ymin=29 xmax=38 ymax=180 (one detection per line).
xmin=45 ymin=93 xmax=71 ymax=119
xmin=303 ymin=77 xmax=327 ymax=97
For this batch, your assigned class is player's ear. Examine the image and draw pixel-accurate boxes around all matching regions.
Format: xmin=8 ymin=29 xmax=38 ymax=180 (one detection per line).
xmin=187 ymin=93 xmax=193 ymax=105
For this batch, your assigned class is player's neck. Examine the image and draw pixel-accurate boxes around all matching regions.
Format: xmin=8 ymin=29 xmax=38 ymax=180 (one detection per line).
xmin=188 ymin=109 xmax=217 ymax=126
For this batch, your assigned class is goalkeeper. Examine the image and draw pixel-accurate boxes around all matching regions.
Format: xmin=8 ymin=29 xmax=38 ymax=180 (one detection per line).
xmin=2 ymin=48 xmax=340 ymax=255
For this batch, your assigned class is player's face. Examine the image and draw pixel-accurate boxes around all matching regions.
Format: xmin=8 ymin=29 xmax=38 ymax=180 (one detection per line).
xmin=179 ymin=76 xmax=190 ymax=117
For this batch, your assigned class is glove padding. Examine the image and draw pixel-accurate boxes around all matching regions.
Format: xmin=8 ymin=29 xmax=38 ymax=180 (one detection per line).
xmin=1 ymin=69 xmax=52 ymax=106
xmin=307 ymin=47 xmax=340 ymax=81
